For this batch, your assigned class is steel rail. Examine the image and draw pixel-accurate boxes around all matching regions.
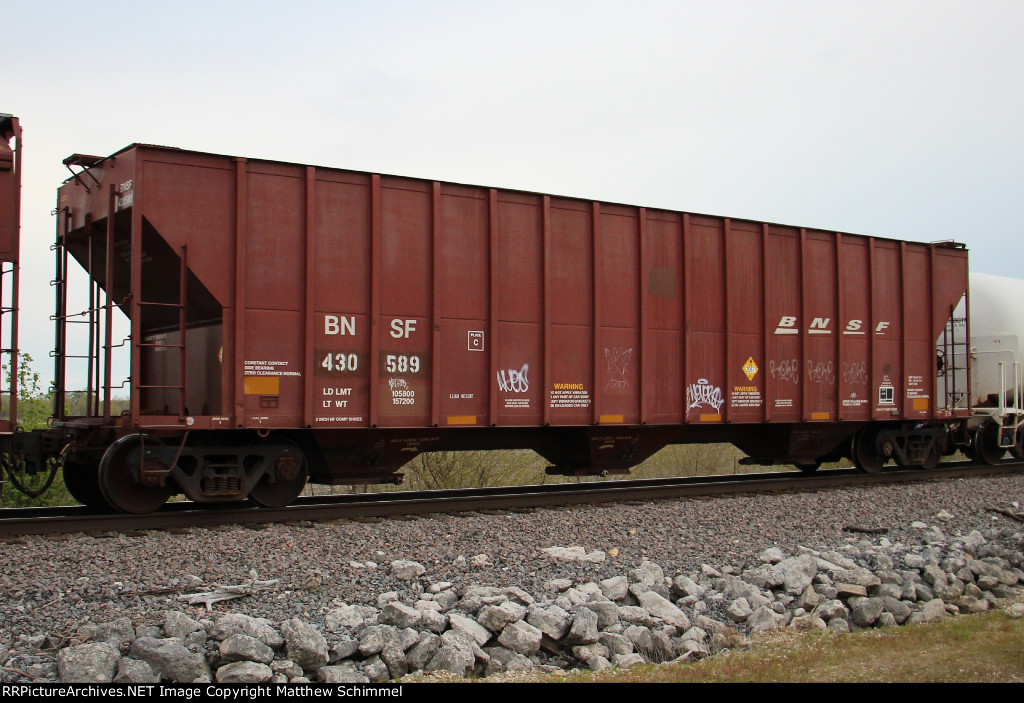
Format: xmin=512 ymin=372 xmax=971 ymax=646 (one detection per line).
xmin=1 ymin=461 xmax=1022 ymax=537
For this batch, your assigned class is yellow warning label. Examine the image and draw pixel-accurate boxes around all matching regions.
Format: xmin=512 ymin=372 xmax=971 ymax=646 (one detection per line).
xmin=743 ymin=357 xmax=758 ymax=381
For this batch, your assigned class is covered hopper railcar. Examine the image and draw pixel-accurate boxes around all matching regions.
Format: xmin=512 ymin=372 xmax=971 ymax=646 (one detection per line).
xmin=3 ymin=122 xmax=1018 ymax=512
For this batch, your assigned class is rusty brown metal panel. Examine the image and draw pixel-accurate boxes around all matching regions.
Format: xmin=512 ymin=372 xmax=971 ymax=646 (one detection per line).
xmin=369 ymin=174 xmax=381 ymax=427
xmin=103 ymin=185 xmax=116 ymax=422
xmin=760 ymin=223 xmax=770 ymax=423
xmin=439 ymin=317 xmax=487 ymax=425
xmin=496 ymin=193 xmax=543 ymax=323
xmin=903 ymin=244 xmax=934 ymax=419
xmin=681 ymin=213 xmax=691 ymax=423
xmin=722 ymin=218 xmax=731 ymax=424
xmin=303 ymin=166 xmax=316 ymax=427
xmin=377 ymin=177 xmax=433 ymax=427
xmin=311 ymin=172 xmax=371 ymax=429
xmin=638 ymin=208 xmax=649 ymax=425
xmin=872 ymin=241 xmax=903 ymax=419
xmin=541 ymin=195 xmax=552 ymax=427
xmin=231 ymin=158 xmax=248 ymax=426
xmin=0 ymin=115 xmax=21 ymax=262
xmin=438 ymin=183 xmax=487 ymax=322
xmin=684 ymin=215 xmax=727 ymax=424
xmin=838 ymin=236 xmax=871 ymax=420
xmin=495 ymin=192 xmax=542 ymax=425
xmin=591 ymin=202 xmax=602 ymax=426
xmin=434 ymin=183 xmax=488 ymax=427
xmin=430 ymin=182 xmax=441 ymax=427
xmin=546 ymin=198 xmax=594 ymax=424
xmin=799 ymin=228 xmax=808 ymax=421
xmin=834 ymin=233 xmax=844 ymax=422
xmin=645 ymin=211 xmax=682 ymax=424
xmin=246 ymin=168 xmax=304 ymax=313
xmin=495 ymin=320 xmax=542 ymax=426
xmin=140 ymin=154 xmax=235 ymax=305
xmin=314 ymin=174 xmax=371 ymax=311
xmin=488 ymin=189 xmax=498 ymax=426
xmin=241 ymin=308 xmax=302 ymax=427
xmin=803 ymin=231 xmax=838 ymax=421
xmin=129 ymin=160 xmax=144 ymax=426
xmin=548 ymin=199 xmax=592 ymax=327
xmin=765 ymin=225 xmax=800 ymax=422
xmin=312 ymin=310 xmax=369 ymax=426
xmin=598 ymin=204 xmax=640 ymax=424
xmin=723 ymin=220 xmax=765 ymax=424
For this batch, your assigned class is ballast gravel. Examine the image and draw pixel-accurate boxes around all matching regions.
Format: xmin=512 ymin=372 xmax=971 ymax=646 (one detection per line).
xmin=2 ymin=472 xmax=1024 ymax=681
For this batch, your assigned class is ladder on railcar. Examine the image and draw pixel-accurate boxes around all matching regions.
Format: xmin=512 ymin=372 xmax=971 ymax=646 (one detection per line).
xmin=0 ymin=115 xmax=21 ymax=433
xmin=0 ymin=262 xmax=19 ymax=433
xmin=938 ymin=300 xmax=970 ymax=415
xmin=133 ymin=244 xmax=189 ymax=420
xmin=52 ymin=215 xmax=189 ymax=423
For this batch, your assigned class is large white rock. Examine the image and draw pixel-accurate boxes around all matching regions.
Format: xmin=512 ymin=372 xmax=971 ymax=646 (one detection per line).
xmin=638 ymin=590 xmax=691 ymax=629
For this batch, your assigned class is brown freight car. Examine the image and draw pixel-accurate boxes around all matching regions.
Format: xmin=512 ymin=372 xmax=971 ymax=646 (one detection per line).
xmin=43 ymin=144 xmax=970 ymax=512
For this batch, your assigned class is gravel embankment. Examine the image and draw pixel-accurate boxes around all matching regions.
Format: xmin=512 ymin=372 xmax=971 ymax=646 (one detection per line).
xmin=2 ymin=472 xmax=1024 ymax=681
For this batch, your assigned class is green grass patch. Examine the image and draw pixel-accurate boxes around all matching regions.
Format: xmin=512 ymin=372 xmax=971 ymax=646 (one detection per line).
xmin=502 ymin=610 xmax=1024 ymax=683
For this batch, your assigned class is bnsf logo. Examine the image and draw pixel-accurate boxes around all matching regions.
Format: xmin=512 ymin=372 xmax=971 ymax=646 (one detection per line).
xmin=774 ymin=317 xmax=890 ymax=335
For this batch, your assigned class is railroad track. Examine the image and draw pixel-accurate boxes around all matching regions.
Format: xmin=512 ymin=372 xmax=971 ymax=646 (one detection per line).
xmin=2 ymin=461 xmax=1022 ymax=537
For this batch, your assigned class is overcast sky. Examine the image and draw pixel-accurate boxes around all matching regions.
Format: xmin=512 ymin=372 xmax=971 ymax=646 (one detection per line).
xmin=7 ymin=0 xmax=1024 ymax=388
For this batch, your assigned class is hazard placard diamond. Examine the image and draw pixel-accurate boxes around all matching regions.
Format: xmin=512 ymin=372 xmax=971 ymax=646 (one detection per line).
xmin=743 ymin=357 xmax=758 ymax=380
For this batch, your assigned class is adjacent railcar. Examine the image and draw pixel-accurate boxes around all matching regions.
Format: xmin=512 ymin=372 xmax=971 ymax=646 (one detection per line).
xmin=39 ymin=142 xmax=977 ymax=512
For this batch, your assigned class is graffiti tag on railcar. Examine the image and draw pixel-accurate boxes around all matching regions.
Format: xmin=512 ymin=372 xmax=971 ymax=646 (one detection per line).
xmin=769 ymin=359 xmax=800 ymax=384
xmin=842 ymin=361 xmax=868 ymax=385
xmin=806 ymin=360 xmax=835 ymax=385
xmin=497 ymin=364 xmax=530 ymax=393
xmin=604 ymin=348 xmax=632 ymax=390
xmin=498 ymin=363 xmax=531 ymax=408
xmin=686 ymin=379 xmax=723 ymax=412
xmin=388 ymin=377 xmax=416 ymax=405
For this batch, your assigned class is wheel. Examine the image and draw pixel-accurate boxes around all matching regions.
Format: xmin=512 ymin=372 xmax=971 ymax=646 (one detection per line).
xmin=920 ymin=446 xmax=941 ymax=470
xmin=973 ymin=422 xmax=1005 ymax=466
xmin=795 ymin=461 xmax=821 ymax=473
xmin=98 ymin=435 xmax=174 ymax=514
xmin=4 ymin=453 xmax=60 ymax=498
xmin=248 ymin=441 xmax=308 ymax=508
xmin=63 ymin=459 xmax=107 ymax=508
xmin=1010 ymin=427 xmax=1024 ymax=461
xmin=852 ymin=429 xmax=886 ymax=474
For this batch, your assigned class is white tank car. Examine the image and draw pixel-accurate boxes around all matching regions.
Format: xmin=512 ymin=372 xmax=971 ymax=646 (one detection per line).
xmin=969 ymin=273 xmax=1024 ymax=413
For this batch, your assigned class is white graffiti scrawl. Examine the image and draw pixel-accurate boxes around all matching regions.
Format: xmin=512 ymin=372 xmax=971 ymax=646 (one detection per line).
xmin=769 ymin=359 xmax=800 ymax=384
xmin=842 ymin=361 xmax=868 ymax=386
xmin=497 ymin=364 xmax=530 ymax=393
xmin=806 ymin=360 xmax=835 ymax=385
xmin=604 ymin=347 xmax=633 ymax=390
xmin=687 ymin=378 xmax=724 ymax=412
